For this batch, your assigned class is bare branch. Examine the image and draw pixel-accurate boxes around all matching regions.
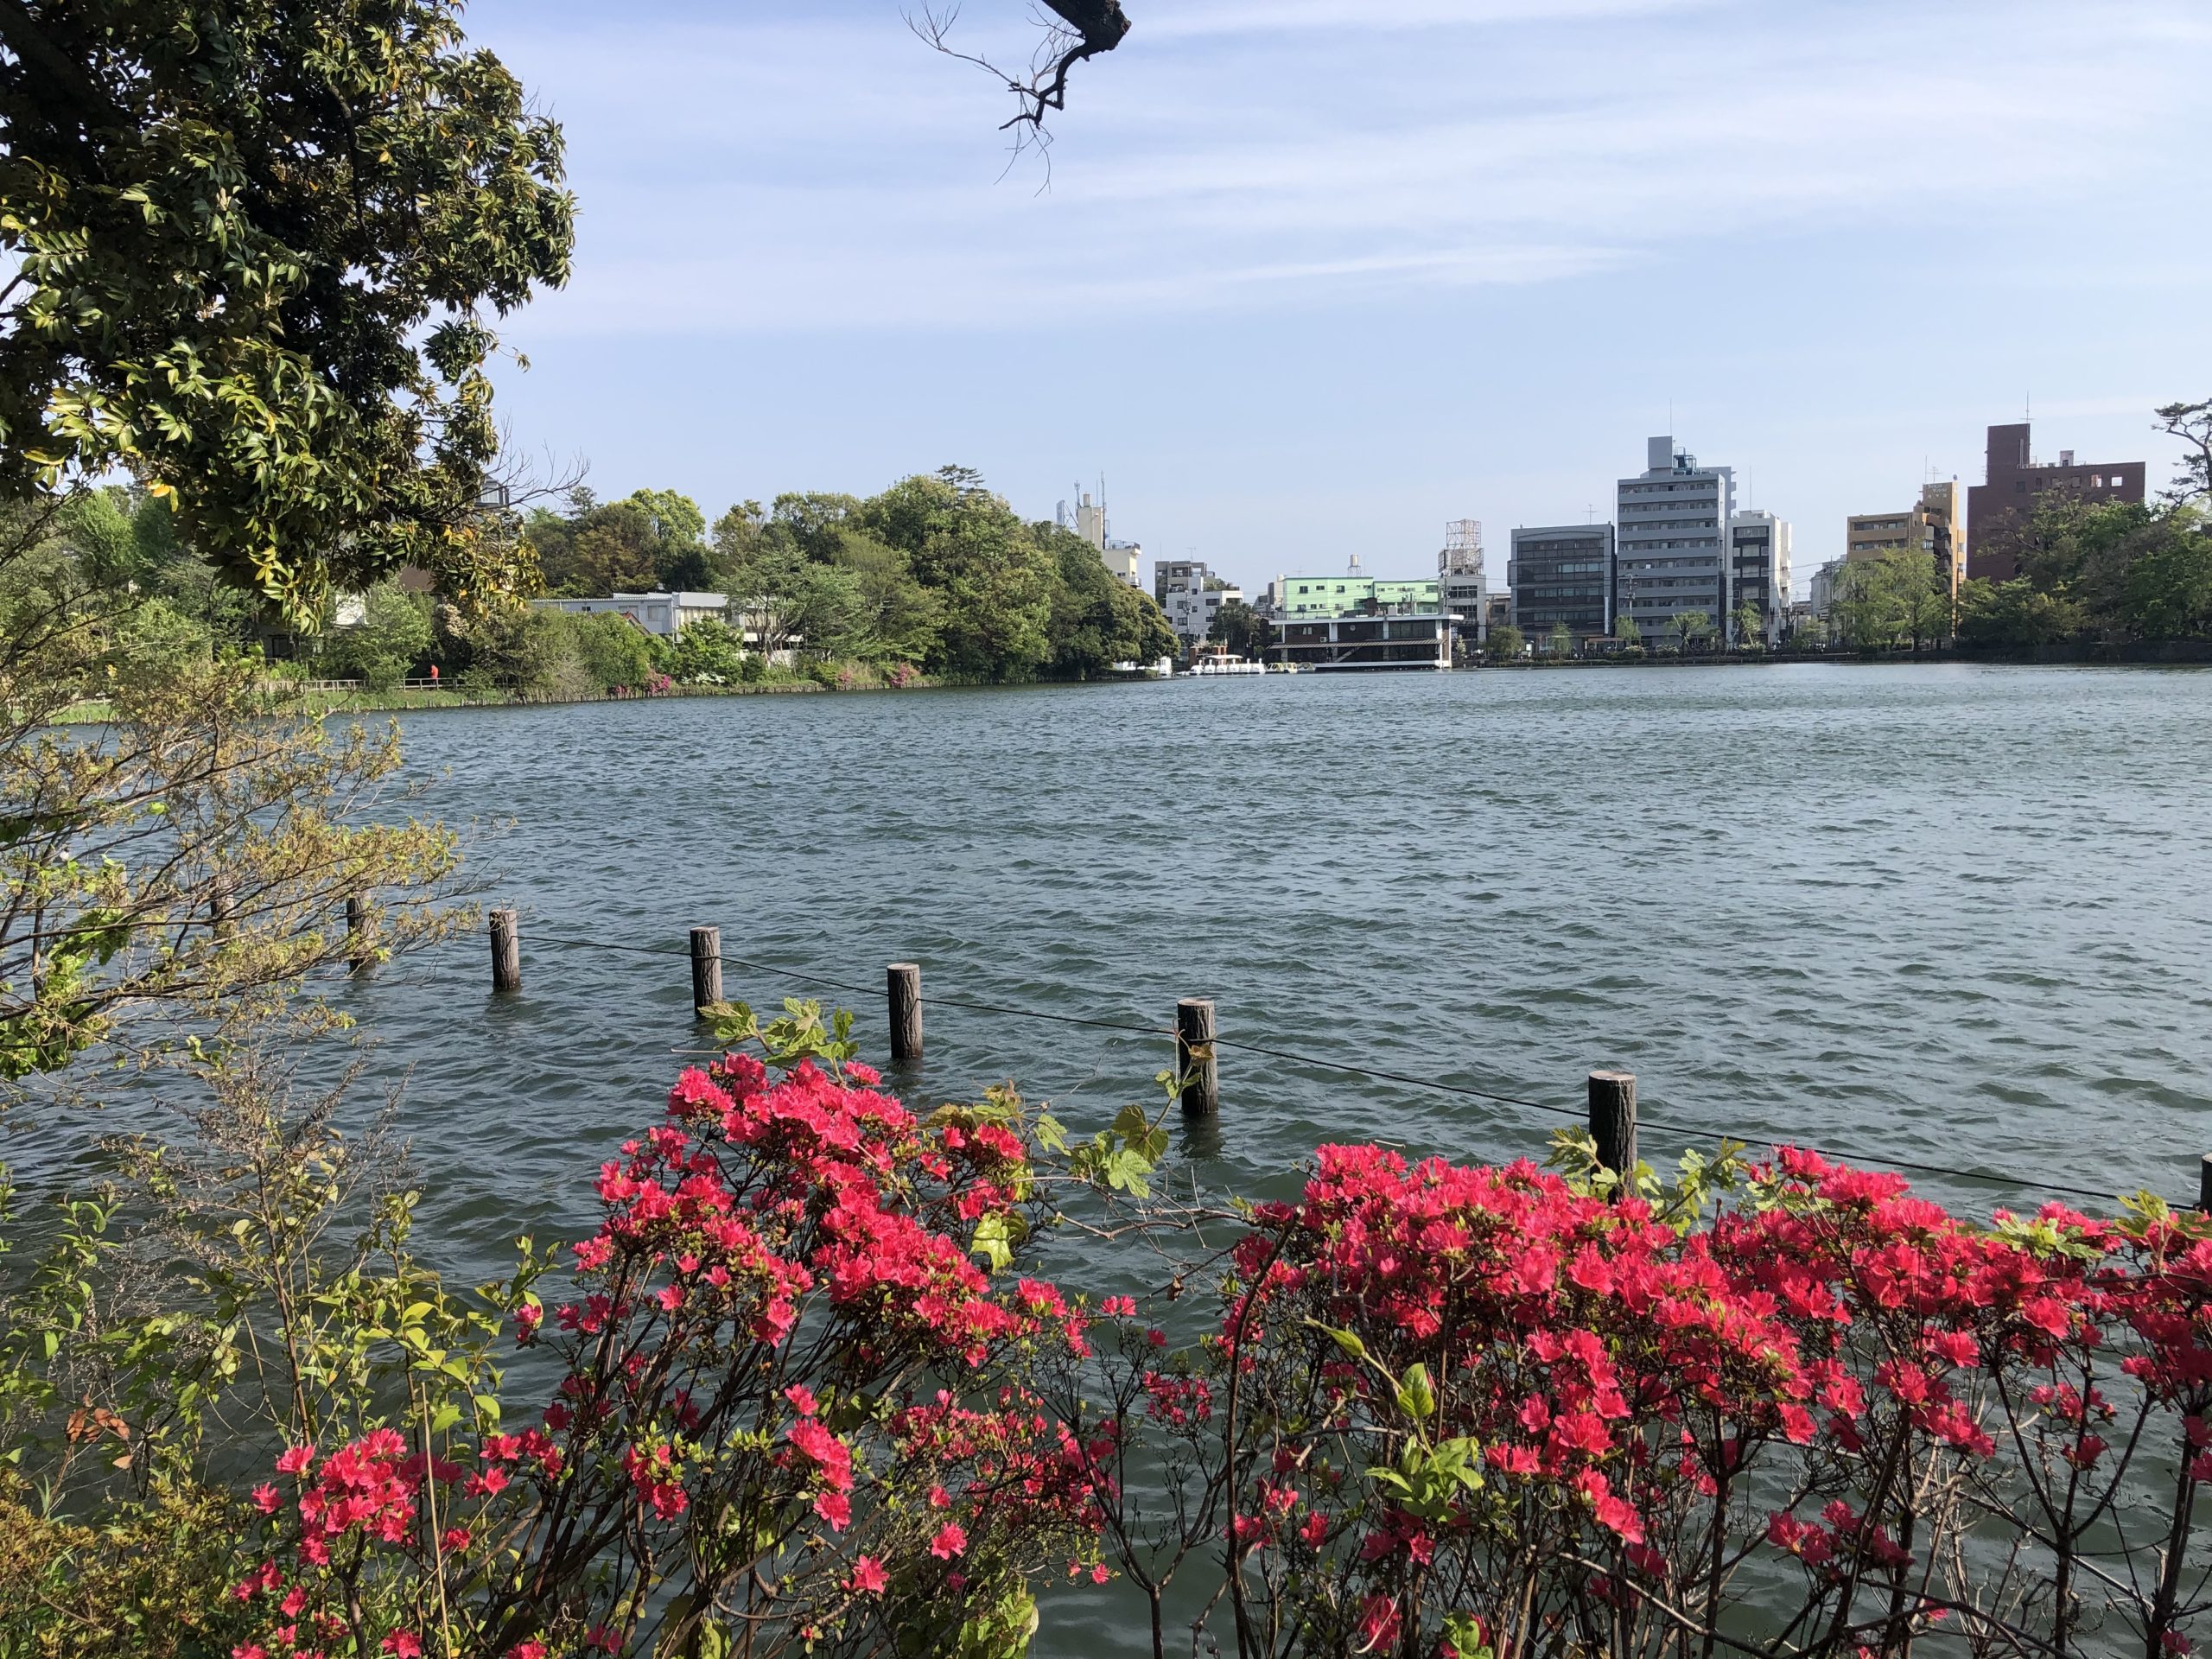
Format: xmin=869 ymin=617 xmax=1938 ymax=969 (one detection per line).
xmin=910 ymin=0 xmax=1130 ymax=160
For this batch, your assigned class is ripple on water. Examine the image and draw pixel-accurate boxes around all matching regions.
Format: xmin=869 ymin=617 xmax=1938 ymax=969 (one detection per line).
xmin=16 ymin=662 xmax=2212 ymax=1658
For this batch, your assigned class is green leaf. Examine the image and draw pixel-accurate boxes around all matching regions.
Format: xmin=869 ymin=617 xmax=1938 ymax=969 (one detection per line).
xmin=1319 ymin=1325 xmax=1368 ymax=1363
xmin=1395 ymin=1362 xmax=1437 ymax=1421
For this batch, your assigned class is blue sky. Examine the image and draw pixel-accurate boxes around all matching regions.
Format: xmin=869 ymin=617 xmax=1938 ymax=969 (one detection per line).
xmin=467 ymin=0 xmax=2212 ymax=596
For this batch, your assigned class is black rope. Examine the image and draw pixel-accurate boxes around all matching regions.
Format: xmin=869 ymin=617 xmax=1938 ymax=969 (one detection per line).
xmin=510 ymin=931 xmax=2171 ymax=1208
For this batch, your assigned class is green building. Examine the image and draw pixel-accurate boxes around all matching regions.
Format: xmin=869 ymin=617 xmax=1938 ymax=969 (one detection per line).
xmin=1272 ymin=575 xmax=1441 ymax=620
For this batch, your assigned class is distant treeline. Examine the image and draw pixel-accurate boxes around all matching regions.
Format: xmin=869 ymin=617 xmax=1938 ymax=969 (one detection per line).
xmin=521 ymin=465 xmax=1177 ymax=683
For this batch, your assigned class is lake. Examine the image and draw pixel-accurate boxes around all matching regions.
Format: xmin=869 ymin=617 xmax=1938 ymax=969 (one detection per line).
xmin=84 ymin=661 xmax=2212 ymax=1651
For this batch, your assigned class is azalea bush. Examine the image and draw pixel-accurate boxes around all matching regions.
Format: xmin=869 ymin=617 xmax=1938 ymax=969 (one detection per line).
xmin=1071 ymin=1137 xmax=2212 ymax=1659
xmin=224 ymin=1006 xmax=1108 ymax=1659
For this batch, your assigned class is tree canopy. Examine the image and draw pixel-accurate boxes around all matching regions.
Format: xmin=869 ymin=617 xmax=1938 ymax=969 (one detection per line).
xmin=0 ymin=0 xmax=574 ymax=620
xmin=526 ymin=466 xmax=1173 ymax=683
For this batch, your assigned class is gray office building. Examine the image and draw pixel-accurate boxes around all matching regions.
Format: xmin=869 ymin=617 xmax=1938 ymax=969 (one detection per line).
xmin=1507 ymin=522 xmax=1616 ymax=645
xmin=1615 ymin=436 xmax=1736 ymax=645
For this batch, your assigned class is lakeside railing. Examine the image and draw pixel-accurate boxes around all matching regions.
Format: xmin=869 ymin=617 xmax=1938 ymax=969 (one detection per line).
xmin=432 ymin=907 xmax=2198 ymax=1214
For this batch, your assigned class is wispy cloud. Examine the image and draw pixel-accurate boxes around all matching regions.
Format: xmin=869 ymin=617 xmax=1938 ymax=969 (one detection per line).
xmin=478 ymin=0 xmax=2209 ymax=340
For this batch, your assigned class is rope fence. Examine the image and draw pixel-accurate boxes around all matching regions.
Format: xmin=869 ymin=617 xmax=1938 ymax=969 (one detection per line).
xmin=455 ymin=909 xmax=2190 ymax=1212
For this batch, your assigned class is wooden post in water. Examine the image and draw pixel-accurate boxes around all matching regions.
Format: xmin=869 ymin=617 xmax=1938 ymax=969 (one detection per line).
xmin=1589 ymin=1070 xmax=1637 ymax=1182
xmin=1177 ymin=997 xmax=1218 ymax=1116
xmin=2198 ymin=1154 xmax=2212 ymax=1214
xmin=346 ymin=895 xmax=372 ymax=974
xmin=489 ymin=908 xmax=522 ymax=994
xmin=690 ymin=926 xmax=722 ymax=1015
xmin=887 ymin=963 xmax=922 ymax=1063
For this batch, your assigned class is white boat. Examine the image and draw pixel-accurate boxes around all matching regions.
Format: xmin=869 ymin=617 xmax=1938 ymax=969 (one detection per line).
xmin=1185 ymin=651 xmax=1266 ymax=677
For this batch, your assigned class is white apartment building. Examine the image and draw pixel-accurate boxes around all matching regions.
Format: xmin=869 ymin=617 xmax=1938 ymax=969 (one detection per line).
xmin=1615 ymin=436 xmax=1737 ymax=645
xmin=1154 ymin=559 xmax=1241 ymax=645
xmin=1728 ymin=510 xmax=1792 ymax=645
xmin=534 ymin=590 xmax=727 ymax=638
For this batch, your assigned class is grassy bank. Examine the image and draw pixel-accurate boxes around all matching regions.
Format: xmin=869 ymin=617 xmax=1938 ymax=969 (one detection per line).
xmin=52 ymin=666 xmax=939 ymax=724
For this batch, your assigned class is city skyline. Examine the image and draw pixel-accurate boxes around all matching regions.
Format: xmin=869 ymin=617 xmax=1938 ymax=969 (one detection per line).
xmin=465 ymin=0 xmax=2211 ymax=596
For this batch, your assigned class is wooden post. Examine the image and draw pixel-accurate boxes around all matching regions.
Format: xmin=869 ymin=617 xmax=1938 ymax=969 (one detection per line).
xmin=2198 ymin=1154 xmax=2212 ymax=1214
xmin=1177 ymin=997 xmax=1218 ymax=1116
xmin=887 ymin=963 xmax=922 ymax=1063
xmin=489 ymin=908 xmax=521 ymax=995
xmin=690 ymin=926 xmax=722 ymax=1015
xmin=346 ymin=894 xmax=372 ymax=974
xmin=1589 ymin=1070 xmax=1637 ymax=1181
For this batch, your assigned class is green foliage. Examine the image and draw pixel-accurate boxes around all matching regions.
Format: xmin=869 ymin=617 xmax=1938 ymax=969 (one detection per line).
xmin=660 ymin=617 xmax=748 ymax=685
xmin=569 ymin=611 xmax=658 ymax=691
xmin=1484 ymin=624 xmax=1523 ymax=663
xmin=859 ymin=468 xmax=1055 ymax=681
xmin=1207 ymin=597 xmax=1274 ymax=662
xmin=1613 ymin=614 xmax=1640 ymax=645
xmin=547 ymin=467 xmax=1173 ymax=683
xmin=1828 ymin=553 xmax=1949 ymax=651
xmin=1732 ymin=598 xmax=1765 ymax=650
xmin=0 ymin=0 xmax=574 ymax=619
xmin=321 ymin=581 xmax=433 ymax=690
xmin=0 ymin=1475 xmax=257 ymax=1658
xmin=1671 ymin=609 xmax=1713 ymax=652
xmin=1048 ymin=527 xmax=1177 ymax=677
xmin=1957 ymin=576 xmax=2088 ymax=648
xmin=1960 ymin=403 xmax=2212 ymax=646
xmin=1546 ymin=620 xmax=1572 ymax=657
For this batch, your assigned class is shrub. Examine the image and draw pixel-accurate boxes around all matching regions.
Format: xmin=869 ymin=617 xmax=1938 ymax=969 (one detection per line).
xmin=1071 ymin=1140 xmax=2212 ymax=1659
xmin=226 ymin=1017 xmax=1103 ymax=1658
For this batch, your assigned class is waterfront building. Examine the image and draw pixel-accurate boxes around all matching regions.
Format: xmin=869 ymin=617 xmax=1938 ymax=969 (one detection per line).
xmin=1507 ymin=522 xmax=1614 ymax=649
xmin=535 ymin=590 xmax=727 ymax=637
xmin=1729 ymin=511 xmax=1790 ymax=645
xmin=1615 ymin=435 xmax=1738 ymax=645
xmin=1847 ymin=480 xmax=1965 ymax=594
xmin=1437 ymin=520 xmax=1489 ymax=646
xmin=1484 ymin=591 xmax=1510 ymax=636
xmin=1154 ymin=559 xmax=1242 ymax=645
xmin=1966 ymin=423 xmax=2144 ymax=582
xmin=1273 ymin=612 xmax=1451 ymax=671
xmin=1268 ymin=570 xmax=1441 ymax=622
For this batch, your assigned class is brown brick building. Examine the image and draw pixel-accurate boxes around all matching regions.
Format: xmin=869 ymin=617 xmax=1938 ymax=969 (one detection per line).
xmin=1965 ymin=422 xmax=2145 ymax=582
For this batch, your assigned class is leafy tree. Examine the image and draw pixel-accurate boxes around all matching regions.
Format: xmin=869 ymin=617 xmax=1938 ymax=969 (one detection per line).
xmin=660 ymin=619 xmax=749 ymax=685
xmin=858 ymin=468 xmax=1053 ymax=682
xmin=1206 ymin=598 xmax=1273 ymax=662
xmin=1732 ymin=600 xmax=1765 ymax=651
xmin=1613 ymin=615 xmax=1640 ymax=645
xmin=1048 ymin=530 xmax=1177 ymax=677
xmin=1547 ymin=620 xmax=1573 ymax=658
xmin=1956 ymin=577 xmax=2086 ymax=647
xmin=621 ymin=489 xmax=710 ymax=588
xmin=321 ymin=582 xmax=432 ymax=690
xmin=786 ymin=564 xmax=875 ymax=663
xmin=824 ymin=529 xmax=943 ymax=664
xmin=1672 ymin=610 xmax=1712 ymax=653
xmin=570 ymin=612 xmax=658 ymax=692
xmin=0 ymin=0 xmax=573 ymax=618
xmin=2119 ymin=507 xmax=2212 ymax=639
xmin=2156 ymin=397 xmax=2212 ymax=505
xmin=714 ymin=505 xmax=807 ymax=659
xmin=1484 ymin=624 xmax=1524 ymax=664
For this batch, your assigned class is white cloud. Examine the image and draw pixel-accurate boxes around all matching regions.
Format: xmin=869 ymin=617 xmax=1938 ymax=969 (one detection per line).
xmin=479 ymin=0 xmax=2211 ymax=340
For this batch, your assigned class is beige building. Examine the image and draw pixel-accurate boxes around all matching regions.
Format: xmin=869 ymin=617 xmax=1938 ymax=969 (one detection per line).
xmin=1844 ymin=481 xmax=1966 ymax=595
